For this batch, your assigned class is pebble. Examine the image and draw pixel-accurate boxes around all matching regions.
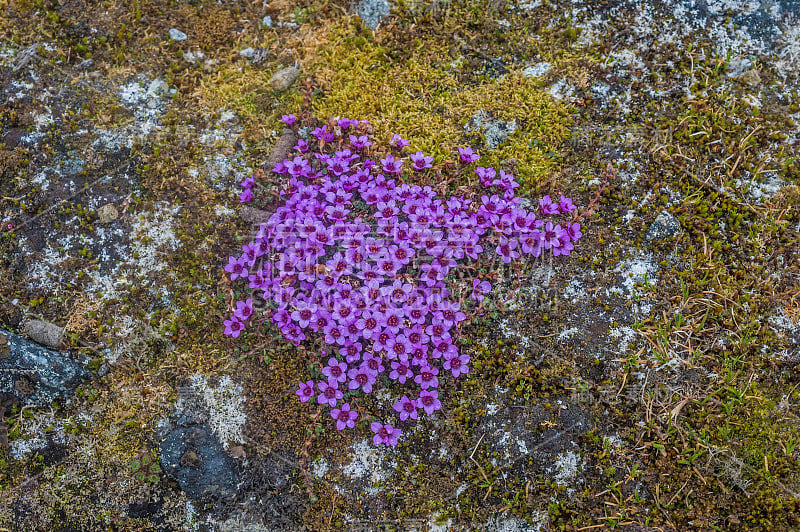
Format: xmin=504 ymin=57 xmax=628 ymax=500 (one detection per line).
xmin=645 ymin=211 xmax=681 ymax=241
xmin=22 ymin=319 xmax=63 ymax=349
xmin=262 ymin=15 xmax=273 ymax=28
xmin=97 ymin=204 xmax=118 ymax=223
xmin=239 ymin=47 xmax=255 ymax=59
xmin=169 ymin=28 xmax=187 ymax=42
xmin=269 ymin=65 xmax=300 ymax=92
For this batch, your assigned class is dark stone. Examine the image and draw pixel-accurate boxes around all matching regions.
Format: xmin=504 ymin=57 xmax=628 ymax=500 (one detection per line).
xmin=127 ymin=499 xmax=164 ymax=519
xmin=733 ymin=10 xmax=779 ymax=42
xmin=159 ymin=424 xmax=239 ymax=502
xmin=0 ymin=330 xmax=89 ymax=406
xmin=644 ymin=210 xmax=681 ymax=241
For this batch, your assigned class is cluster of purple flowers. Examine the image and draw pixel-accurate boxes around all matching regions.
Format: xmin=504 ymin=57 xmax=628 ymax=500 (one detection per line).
xmin=224 ymin=117 xmax=581 ymax=445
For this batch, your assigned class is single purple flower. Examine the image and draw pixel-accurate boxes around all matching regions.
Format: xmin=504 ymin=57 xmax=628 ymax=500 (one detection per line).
xmin=234 ymin=298 xmax=254 ymax=321
xmin=538 ymin=195 xmax=560 ymax=216
xmin=337 ymin=117 xmax=353 ymax=129
xmin=362 ymin=353 xmax=386 ymax=374
xmin=239 ymin=188 xmax=253 ymax=203
xmin=391 ymin=134 xmax=410 ymax=149
xmin=371 ymin=422 xmax=401 ymax=446
xmin=393 ymin=395 xmax=419 ymax=421
xmin=322 ymin=357 xmax=348 ymax=384
xmin=224 ymin=256 xmax=248 ymax=281
xmin=471 ymin=279 xmax=491 ymax=302
xmin=409 ymin=151 xmax=433 ymax=171
xmin=414 ymin=365 xmax=439 ymax=390
xmin=349 ymin=134 xmax=372 ymax=149
xmin=223 ymin=317 xmax=245 ymax=338
xmin=416 ymin=390 xmax=442 ymax=415
xmin=389 ymin=360 xmax=413 ymax=383
xmin=381 ymin=154 xmax=403 ymax=174
xmin=330 ymin=403 xmax=358 ymax=430
xmin=281 ymin=114 xmax=296 ymax=126
xmin=558 ymin=194 xmax=577 ymax=213
xmin=443 ymin=353 xmax=470 ymax=378
xmin=541 ymin=221 xmax=564 ymax=250
xmin=348 ymin=366 xmax=377 ymax=393
xmin=296 ymin=380 xmax=315 ymax=402
xmin=565 ymin=222 xmax=582 ymax=241
xmin=317 ymin=380 xmax=343 ymax=407
xmin=295 ymin=139 xmax=309 ymax=153
xmin=457 ymin=146 xmax=479 ymax=164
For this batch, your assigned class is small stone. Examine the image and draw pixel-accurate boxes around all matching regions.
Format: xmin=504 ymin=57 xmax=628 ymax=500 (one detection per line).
xmin=645 ymin=211 xmax=681 ymax=241
xmin=269 ymin=65 xmax=300 ymax=92
xmin=229 ymin=445 xmax=246 ymax=459
xmin=740 ymin=69 xmax=761 ymax=87
xmin=522 ymin=62 xmax=551 ymax=78
xmin=262 ymin=15 xmax=273 ymax=27
xmin=169 ymin=28 xmax=187 ymax=42
xmin=239 ymin=47 xmax=255 ymax=59
xmin=356 ymin=0 xmax=392 ymax=30
xmin=97 ymin=204 xmax=119 ymax=223
xmin=264 ymin=128 xmax=298 ymax=171
xmin=239 ymin=206 xmax=272 ymax=225
xmin=22 ymin=319 xmax=63 ymax=349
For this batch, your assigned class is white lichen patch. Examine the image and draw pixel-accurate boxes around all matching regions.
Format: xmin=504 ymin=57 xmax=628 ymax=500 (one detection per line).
xmin=312 ymin=458 xmax=330 ymax=478
xmin=552 ymin=450 xmax=582 ymax=487
xmin=118 ymin=77 xmax=173 ymax=139
xmin=342 ymin=439 xmax=397 ymax=496
xmin=130 ymin=203 xmax=181 ymax=276
xmin=609 ymin=326 xmax=637 ymax=353
xmin=613 ymin=252 xmax=658 ymax=297
xmin=188 ymin=374 xmax=247 ymax=448
xmin=485 ymin=514 xmax=548 ymax=532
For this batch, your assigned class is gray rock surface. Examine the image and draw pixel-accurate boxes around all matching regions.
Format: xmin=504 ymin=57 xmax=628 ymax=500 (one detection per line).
xmin=645 ymin=211 xmax=681 ymax=241
xmin=159 ymin=424 xmax=239 ymax=501
xmin=356 ymin=0 xmax=392 ymax=30
xmin=0 ymin=330 xmax=88 ymax=406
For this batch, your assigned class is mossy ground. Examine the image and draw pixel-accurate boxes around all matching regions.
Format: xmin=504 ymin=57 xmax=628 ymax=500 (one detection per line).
xmin=1 ymin=0 xmax=798 ymax=530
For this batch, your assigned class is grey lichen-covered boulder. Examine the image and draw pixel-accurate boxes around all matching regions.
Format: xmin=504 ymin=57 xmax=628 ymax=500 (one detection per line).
xmin=159 ymin=424 xmax=239 ymax=501
xmin=269 ymin=65 xmax=300 ymax=92
xmin=0 ymin=330 xmax=89 ymax=406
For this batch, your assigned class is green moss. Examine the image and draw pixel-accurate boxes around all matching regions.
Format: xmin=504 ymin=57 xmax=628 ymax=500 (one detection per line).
xmin=310 ymin=22 xmax=572 ymax=187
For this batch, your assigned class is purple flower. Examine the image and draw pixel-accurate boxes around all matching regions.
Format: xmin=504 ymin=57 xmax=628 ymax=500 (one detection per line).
xmin=471 ymin=279 xmax=491 ymax=302
xmin=389 ymin=360 xmax=413 ymax=383
xmin=362 ymin=354 xmax=386 ymax=374
xmin=348 ymin=366 xmax=377 ymax=393
xmin=409 ymin=151 xmax=433 ymax=171
xmin=475 ymin=166 xmax=496 ymax=186
xmin=295 ymin=139 xmax=309 ymax=153
xmin=416 ymin=390 xmax=442 ymax=415
xmin=457 ymin=146 xmax=479 ymax=164
xmin=223 ymin=317 xmax=245 ymax=338
xmin=541 ymin=221 xmax=564 ymax=250
xmin=391 ymin=134 xmax=410 ymax=149
xmin=340 ymin=342 xmax=363 ymax=364
xmin=349 ymin=134 xmax=372 ymax=149
xmin=234 ymin=298 xmax=254 ymax=321
xmin=414 ymin=365 xmax=439 ymax=390
xmin=538 ymin=195 xmax=560 ymax=216
xmin=317 ymin=380 xmax=344 ymax=407
xmin=239 ymin=188 xmax=253 ymax=203
xmin=393 ymin=395 xmax=419 ymax=421
xmin=337 ymin=117 xmax=353 ymax=129
xmin=495 ymin=236 xmax=520 ymax=264
xmin=224 ymin=256 xmax=249 ymax=281
xmin=371 ymin=422 xmax=401 ymax=446
xmin=565 ymin=222 xmax=582 ymax=241
xmin=330 ymin=403 xmax=358 ymax=430
xmin=296 ymin=380 xmax=315 ymax=402
xmin=558 ymin=194 xmax=577 ymax=213
xmin=443 ymin=353 xmax=470 ymax=378
xmin=381 ymin=154 xmax=403 ymax=174
xmin=322 ymin=357 xmax=348 ymax=384
xmin=281 ymin=114 xmax=297 ymax=126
